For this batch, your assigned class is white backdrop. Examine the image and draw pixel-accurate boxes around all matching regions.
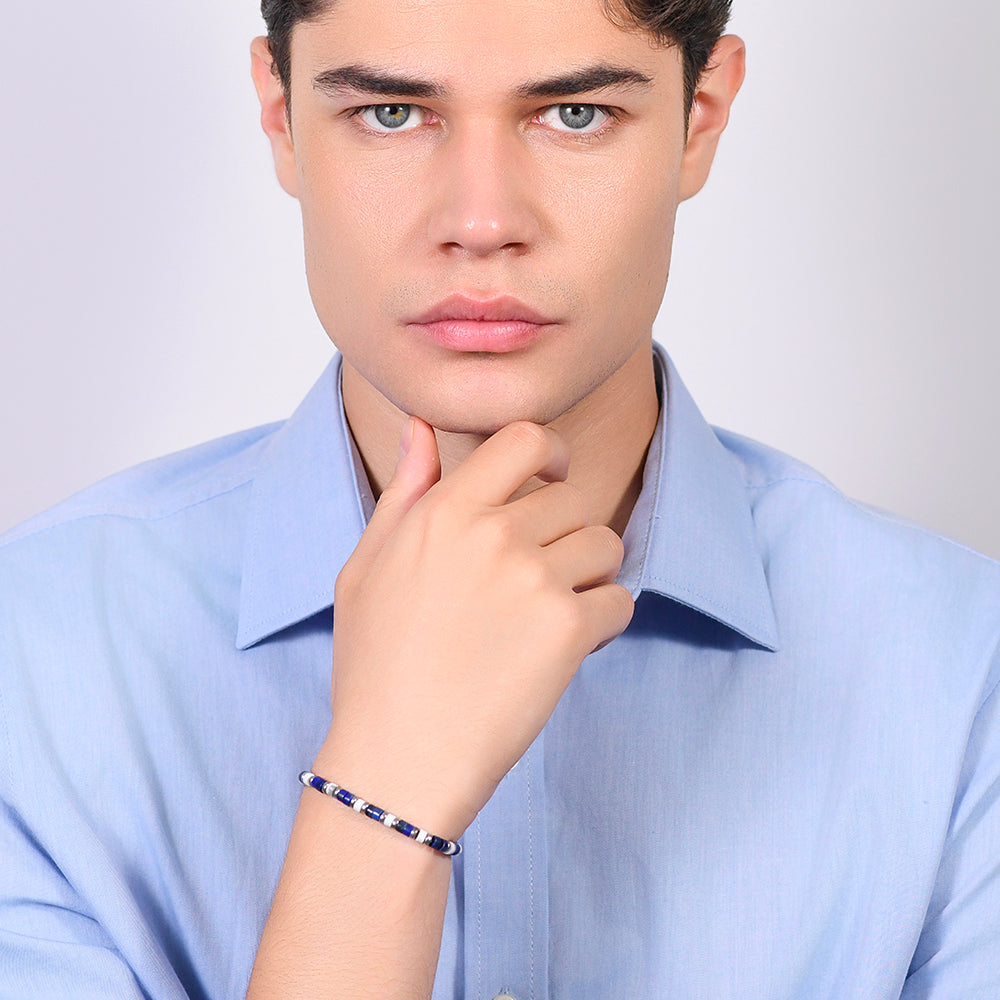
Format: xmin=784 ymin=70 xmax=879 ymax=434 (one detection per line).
xmin=2 ymin=1 xmax=998 ymax=558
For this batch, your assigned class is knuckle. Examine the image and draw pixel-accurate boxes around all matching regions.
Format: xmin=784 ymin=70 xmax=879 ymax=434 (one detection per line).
xmin=334 ymin=563 xmax=358 ymax=600
xmin=596 ymin=524 xmax=625 ymax=562
xmin=550 ymin=593 xmax=586 ymax=636
xmin=418 ymin=493 xmax=462 ymax=539
xmin=612 ymin=585 xmax=636 ymax=628
xmin=517 ymin=553 xmax=552 ymax=594
xmin=473 ymin=509 xmax=518 ymax=554
xmin=504 ymin=421 xmax=550 ymax=456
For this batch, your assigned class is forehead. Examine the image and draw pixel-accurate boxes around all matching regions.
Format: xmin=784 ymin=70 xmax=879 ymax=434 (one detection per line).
xmin=292 ymin=0 xmax=678 ymax=95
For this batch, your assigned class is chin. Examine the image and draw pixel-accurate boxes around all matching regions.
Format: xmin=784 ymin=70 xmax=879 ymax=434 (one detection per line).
xmin=410 ymin=407 xmax=538 ymax=438
xmin=397 ymin=377 xmax=566 ymax=437
xmin=416 ymin=404 xmax=561 ymax=438
xmin=424 ymin=417 xmax=513 ymax=437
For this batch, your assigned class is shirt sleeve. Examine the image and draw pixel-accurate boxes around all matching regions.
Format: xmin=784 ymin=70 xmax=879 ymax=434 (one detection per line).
xmin=0 ymin=795 xmax=156 ymax=1000
xmin=902 ymin=641 xmax=1000 ymax=998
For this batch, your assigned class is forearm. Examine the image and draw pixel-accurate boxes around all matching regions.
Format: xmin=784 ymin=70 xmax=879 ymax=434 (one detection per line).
xmin=246 ymin=419 xmax=631 ymax=997
xmin=246 ymin=743 xmax=453 ymax=999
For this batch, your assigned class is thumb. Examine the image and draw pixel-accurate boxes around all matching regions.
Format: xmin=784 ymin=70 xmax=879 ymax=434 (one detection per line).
xmin=351 ymin=416 xmax=441 ymax=564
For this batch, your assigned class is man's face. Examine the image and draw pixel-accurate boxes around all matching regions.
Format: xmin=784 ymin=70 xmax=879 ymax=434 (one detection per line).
xmin=279 ymin=0 xmax=693 ymax=435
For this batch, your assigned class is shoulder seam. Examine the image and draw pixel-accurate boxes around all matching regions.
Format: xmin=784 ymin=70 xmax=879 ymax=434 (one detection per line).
xmin=745 ymin=475 xmax=1000 ymax=570
xmin=0 ymin=475 xmax=255 ymax=553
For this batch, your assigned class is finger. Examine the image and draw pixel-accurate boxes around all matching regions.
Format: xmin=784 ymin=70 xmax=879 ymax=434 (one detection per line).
xmin=349 ymin=417 xmax=441 ymax=567
xmin=576 ymin=582 xmax=635 ymax=654
xmin=543 ymin=524 xmax=625 ymax=591
xmin=439 ymin=422 xmax=570 ymax=508
xmin=505 ymin=480 xmax=590 ymax=546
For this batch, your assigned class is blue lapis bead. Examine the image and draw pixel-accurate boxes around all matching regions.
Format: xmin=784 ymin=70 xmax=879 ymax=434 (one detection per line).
xmin=300 ymin=771 xmax=459 ymax=858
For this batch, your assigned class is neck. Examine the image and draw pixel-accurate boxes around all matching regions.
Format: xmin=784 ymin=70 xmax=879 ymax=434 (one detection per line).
xmin=342 ymin=344 xmax=660 ymax=539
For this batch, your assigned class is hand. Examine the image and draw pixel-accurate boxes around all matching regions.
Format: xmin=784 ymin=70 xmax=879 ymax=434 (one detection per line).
xmin=319 ymin=417 xmax=634 ymax=840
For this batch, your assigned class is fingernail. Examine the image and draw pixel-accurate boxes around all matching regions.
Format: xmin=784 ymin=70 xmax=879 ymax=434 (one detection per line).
xmin=399 ymin=417 xmax=415 ymax=459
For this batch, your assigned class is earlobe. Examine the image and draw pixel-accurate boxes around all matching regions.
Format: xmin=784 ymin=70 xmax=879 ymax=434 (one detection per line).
xmin=677 ymin=35 xmax=746 ymax=202
xmin=250 ymin=36 xmax=299 ymax=199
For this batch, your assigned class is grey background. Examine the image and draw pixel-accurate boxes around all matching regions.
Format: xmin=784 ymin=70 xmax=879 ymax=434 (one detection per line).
xmin=2 ymin=2 xmax=998 ymax=558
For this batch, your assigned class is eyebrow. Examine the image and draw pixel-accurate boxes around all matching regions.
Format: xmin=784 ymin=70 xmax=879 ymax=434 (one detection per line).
xmin=312 ymin=63 xmax=654 ymax=101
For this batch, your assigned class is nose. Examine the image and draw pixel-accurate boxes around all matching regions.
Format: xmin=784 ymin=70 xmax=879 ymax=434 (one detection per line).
xmin=426 ymin=121 xmax=541 ymax=258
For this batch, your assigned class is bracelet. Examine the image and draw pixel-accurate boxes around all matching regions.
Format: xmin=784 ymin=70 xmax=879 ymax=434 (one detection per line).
xmin=298 ymin=771 xmax=462 ymax=858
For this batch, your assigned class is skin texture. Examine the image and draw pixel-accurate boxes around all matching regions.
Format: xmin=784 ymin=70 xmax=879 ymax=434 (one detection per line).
xmin=252 ymin=0 xmax=743 ymax=536
xmin=247 ymin=1 xmax=745 ymax=996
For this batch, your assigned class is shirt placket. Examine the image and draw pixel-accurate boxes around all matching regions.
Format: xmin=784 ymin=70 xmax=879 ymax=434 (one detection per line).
xmin=462 ymin=731 xmax=550 ymax=1000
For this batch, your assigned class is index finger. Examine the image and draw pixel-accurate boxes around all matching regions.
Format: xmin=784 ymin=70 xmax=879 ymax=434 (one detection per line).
xmin=439 ymin=422 xmax=570 ymax=508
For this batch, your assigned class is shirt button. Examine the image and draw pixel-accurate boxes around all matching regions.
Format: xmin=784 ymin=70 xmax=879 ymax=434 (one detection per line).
xmin=492 ymin=993 xmax=517 ymax=1000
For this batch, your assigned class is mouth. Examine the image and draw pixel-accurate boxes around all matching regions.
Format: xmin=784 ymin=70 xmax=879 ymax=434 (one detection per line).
xmin=406 ymin=294 xmax=558 ymax=353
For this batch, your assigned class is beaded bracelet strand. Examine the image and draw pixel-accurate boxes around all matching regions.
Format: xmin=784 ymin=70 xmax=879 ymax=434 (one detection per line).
xmin=298 ymin=771 xmax=462 ymax=858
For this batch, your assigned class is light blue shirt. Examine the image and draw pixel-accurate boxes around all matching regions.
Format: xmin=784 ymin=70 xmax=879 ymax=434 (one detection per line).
xmin=1 ymin=343 xmax=999 ymax=1000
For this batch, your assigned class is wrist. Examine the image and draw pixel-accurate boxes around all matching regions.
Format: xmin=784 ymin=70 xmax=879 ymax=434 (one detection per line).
xmin=312 ymin=729 xmax=480 ymax=842
xmin=299 ymin=771 xmax=462 ymax=857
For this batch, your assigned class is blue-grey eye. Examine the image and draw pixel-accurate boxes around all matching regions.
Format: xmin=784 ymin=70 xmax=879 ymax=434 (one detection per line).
xmin=539 ymin=104 xmax=610 ymax=135
xmin=559 ymin=104 xmax=597 ymax=129
xmin=374 ymin=104 xmax=412 ymax=129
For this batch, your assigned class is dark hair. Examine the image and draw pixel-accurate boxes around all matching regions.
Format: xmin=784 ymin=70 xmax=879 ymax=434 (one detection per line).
xmin=260 ymin=0 xmax=732 ymax=117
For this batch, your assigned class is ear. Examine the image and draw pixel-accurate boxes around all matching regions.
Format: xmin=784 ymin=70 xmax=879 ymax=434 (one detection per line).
xmin=678 ymin=35 xmax=746 ymax=202
xmin=250 ymin=36 xmax=299 ymax=198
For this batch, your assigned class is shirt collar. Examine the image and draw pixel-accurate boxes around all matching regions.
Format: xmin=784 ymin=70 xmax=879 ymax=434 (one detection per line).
xmin=622 ymin=344 xmax=779 ymax=649
xmin=236 ymin=358 xmax=365 ymax=649
xmin=237 ymin=344 xmax=778 ymax=651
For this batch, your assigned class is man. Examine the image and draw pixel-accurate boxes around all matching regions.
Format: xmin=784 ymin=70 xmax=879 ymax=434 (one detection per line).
xmin=1 ymin=1 xmax=998 ymax=998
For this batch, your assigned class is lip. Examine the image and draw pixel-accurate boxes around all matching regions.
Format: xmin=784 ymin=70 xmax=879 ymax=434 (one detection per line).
xmin=410 ymin=294 xmax=556 ymax=325
xmin=407 ymin=294 xmax=558 ymax=353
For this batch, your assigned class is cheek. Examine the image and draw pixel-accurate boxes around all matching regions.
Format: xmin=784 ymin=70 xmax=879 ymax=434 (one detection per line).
xmin=576 ymin=162 xmax=679 ymax=310
xmin=302 ymin=178 xmax=377 ymax=265
xmin=298 ymin=156 xmax=412 ymax=335
xmin=298 ymin=145 xmax=406 ymax=267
